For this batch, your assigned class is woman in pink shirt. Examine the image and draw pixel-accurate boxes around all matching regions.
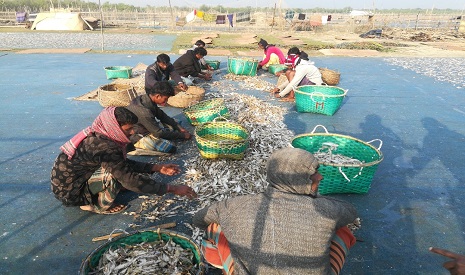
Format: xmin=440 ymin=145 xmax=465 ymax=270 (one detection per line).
xmin=257 ymin=38 xmax=285 ymax=70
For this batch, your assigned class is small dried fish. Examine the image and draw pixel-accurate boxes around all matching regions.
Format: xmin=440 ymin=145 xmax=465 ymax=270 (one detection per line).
xmin=89 ymin=239 xmax=196 ymax=275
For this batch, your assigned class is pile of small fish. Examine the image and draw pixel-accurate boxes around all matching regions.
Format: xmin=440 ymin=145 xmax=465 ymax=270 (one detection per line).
xmin=313 ymin=142 xmax=363 ymax=165
xmin=89 ymin=239 xmax=196 ymax=275
xmin=347 ymin=217 xmax=362 ymax=233
xmin=223 ymin=73 xmax=275 ymax=91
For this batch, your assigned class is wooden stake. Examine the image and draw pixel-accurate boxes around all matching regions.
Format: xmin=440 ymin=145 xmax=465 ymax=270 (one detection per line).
xmin=92 ymin=222 xmax=177 ymax=242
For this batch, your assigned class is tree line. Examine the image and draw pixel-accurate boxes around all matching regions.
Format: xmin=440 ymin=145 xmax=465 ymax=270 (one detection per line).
xmin=2 ymin=0 xmax=462 ymax=14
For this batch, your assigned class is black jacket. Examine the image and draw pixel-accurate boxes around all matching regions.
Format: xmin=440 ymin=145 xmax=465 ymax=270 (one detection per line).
xmin=126 ymin=94 xmax=184 ymax=142
xmin=173 ymin=50 xmax=201 ymax=77
xmin=145 ymin=61 xmax=183 ymax=89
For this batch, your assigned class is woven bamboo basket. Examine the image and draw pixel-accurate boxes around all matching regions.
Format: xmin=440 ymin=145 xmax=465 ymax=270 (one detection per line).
xmin=195 ymin=119 xmax=249 ymax=160
xmin=167 ymin=86 xmax=205 ymax=108
xmin=183 ymin=98 xmax=229 ymax=126
xmin=319 ymin=68 xmax=341 ymax=86
xmin=291 ymin=125 xmax=383 ymax=195
xmin=227 ymin=57 xmax=259 ymax=76
xmin=104 ymin=66 xmax=133 ymax=79
xmin=79 ymin=229 xmax=205 ymax=275
xmin=295 ymin=85 xmax=347 ymax=116
xmin=269 ymin=64 xmax=288 ymax=75
xmin=97 ymin=83 xmax=138 ymax=107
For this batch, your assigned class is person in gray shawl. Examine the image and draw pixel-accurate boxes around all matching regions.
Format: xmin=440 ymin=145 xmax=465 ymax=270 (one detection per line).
xmin=193 ymin=147 xmax=358 ymax=275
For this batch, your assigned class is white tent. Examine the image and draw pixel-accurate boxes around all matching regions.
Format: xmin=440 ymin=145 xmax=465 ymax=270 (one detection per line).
xmin=31 ymin=12 xmax=93 ymax=31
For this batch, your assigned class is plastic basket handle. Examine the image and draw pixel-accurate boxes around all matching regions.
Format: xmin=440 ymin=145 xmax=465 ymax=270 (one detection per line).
xmin=367 ymin=139 xmax=383 ymax=150
xmin=339 ymin=166 xmax=364 ymax=182
xmin=213 ymin=115 xmax=229 ymax=122
xmin=310 ymin=92 xmax=326 ymax=102
xmin=310 ymin=124 xmax=329 ymax=134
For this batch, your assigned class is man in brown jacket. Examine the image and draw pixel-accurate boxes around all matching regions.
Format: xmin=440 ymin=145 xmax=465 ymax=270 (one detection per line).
xmin=193 ymin=147 xmax=358 ymax=274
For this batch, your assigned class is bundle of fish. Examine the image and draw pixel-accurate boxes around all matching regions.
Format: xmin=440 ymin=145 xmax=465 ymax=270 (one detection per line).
xmin=90 ymin=239 xmax=195 ymax=275
xmin=313 ymin=142 xmax=363 ymax=165
xmin=223 ymin=74 xmax=275 ymax=91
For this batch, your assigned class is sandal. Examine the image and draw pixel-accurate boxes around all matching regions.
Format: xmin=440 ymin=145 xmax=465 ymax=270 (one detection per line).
xmin=81 ymin=204 xmax=128 ymax=215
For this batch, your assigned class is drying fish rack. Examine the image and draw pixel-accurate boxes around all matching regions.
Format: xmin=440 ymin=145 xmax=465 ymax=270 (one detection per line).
xmin=195 ymin=119 xmax=249 ymax=160
xmin=79 ymin=229 xmax=205 ymax=275
xmin=291 ymin=125 xmax=383 ymax=195
xmin=295 ymin=85 xmax=347 ymax=116
xmin=183 ymin=98 xmax=229 ymax=126
xmin=227 ymin=57 xmax=259 ymax=76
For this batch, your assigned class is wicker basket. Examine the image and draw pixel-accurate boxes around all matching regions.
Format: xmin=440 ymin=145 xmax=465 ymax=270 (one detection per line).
xmin=269 ymin=64 xmax=288 ymax=75
xmin=79 ymin=229 xmax=205 ymax=275
xmin=195 ymin=120 xmax=249 ymax=160
xmin=97 ymin=83 xmax=138 ymax=107
xmin=203 ymin=60 xmax=221 ymax=70
xmin=167 ymin=86 xmax=205 ymax=108
xmin=227 ymin=57 xmax=259 ymax=76
xmin=295 ymin=85 xmax=347 ymax=116
xmin=319 ymin=68 xmax=341 ymax=86
xmin=291 ymin=125 xmax=383 ymax=195
xmin=183 ymin=98 xmax=229 ymax=126
xmin=104 ymin=66 xmax=133 ymax=79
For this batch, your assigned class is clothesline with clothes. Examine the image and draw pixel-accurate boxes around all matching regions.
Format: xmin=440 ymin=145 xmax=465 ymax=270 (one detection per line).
xmin=177 ymin=10 xmax=252 ymax=27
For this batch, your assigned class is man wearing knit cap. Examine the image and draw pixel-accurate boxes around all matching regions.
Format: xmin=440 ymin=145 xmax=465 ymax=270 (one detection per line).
xmin=193 ymin=147 xmax=358 ymax=274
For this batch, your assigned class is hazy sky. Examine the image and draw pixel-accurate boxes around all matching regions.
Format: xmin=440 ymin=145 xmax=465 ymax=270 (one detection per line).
xmin=96 ymin=0 xmax=465 ymax=10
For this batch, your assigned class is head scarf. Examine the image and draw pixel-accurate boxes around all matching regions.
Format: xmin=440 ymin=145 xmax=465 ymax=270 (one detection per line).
xmin=60 ymin=107 xmax=131 ymax=159
xmin=266 ymin=147 xmax=320 ymax=195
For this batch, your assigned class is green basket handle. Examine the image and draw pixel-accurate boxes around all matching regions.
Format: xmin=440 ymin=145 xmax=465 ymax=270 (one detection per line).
xmin=310 ymin=92 xmax=326 ymax=102
xmin=213 ymin=115 xmax=229 ymax=122
xmin=367 ymin=139 xmax=383 ymax=150
xmin=339 ymin=166 xmax=364 ymax=182
xmin=310 ymin=124 xmax=329 ymax=134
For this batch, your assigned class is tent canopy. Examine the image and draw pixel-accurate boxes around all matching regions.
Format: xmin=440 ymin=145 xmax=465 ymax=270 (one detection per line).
xmin=31 ymin=12 xmax=93 ymax=31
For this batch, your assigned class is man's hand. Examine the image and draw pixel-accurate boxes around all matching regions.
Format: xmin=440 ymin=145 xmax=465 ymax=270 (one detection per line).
xmin=430 ymin=247 xmax=465 ymax=274
xmin=177 ymin=83 xmax=188 ymax=91
xmin=202 ymin=74 xmax=212 ymax=81
xmin=183 ymin=132 xmax=192 ymax=139
xmin=152 ymin=164 xmax=181 ymax=176
xmin=167 ymin=184 xmax=197 ymax=199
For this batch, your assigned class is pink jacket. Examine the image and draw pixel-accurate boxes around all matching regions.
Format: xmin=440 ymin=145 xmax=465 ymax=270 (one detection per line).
xmin=259 ymin=46 xmax=285 ymax=66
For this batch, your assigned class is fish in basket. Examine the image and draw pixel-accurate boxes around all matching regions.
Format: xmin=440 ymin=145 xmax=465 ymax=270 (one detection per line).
xmin=167 ymin=86 xmax=205 ymax=108
xmin=104 ymin=66 xmax=133 ymax=79
xmin=183 ymin=98 xmax=229 ymax=126
xmin=291 ymin=125 xmax=383 ymax=195
xmin=227 ymin=57 xmax=259 ymax=76
xmin=294 ymin=85 xmax=348 ymax=116
xmin=79 ymin=229 xmax=205 ymax=275
xmin=194 ymin=119 xmax=249 ymax=160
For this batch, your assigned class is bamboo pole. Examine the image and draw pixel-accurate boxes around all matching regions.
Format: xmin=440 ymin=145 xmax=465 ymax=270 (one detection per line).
xmin=99 ymin=0 xmax=104 ymax=52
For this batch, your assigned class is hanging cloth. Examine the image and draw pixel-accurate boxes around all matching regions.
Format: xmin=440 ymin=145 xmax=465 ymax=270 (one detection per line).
xmin=203 ymin=13 xmax=216 ymax=22
xmin=236 ymin=12 xmax=250 ymax=22
xmin=298 ymin=13 xmax=306 ymax=20
xmin=227 ymin=14 xmax=234 ymax=27
xmin=186 ymin=10 xmax=196 ymax=23
xmin=216 ymin=15 xmax=226 ymax=24
xmin=196 ymin=10 xmax=205 ymax=19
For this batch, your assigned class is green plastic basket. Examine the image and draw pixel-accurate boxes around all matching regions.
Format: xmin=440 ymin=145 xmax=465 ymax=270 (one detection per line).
xmin=203 ymin=60 xmax=220 ymax=70
xmin=183 ymin=98 xmax=229 ymax=126
xmin=291 ymin=125 xmax=383 ymax=195
xmin=268 ymin=64 xmax=288 ymax=75
xmin=195 ymin=120 xmax=249 ymax=160
xmin=104 ymin=66 xmax=133 ymax=79
xmin=295 ymin=85 xmax=347 ymax=116
xmin=79 ymin=229 xmax=205 ymax=275
xmin=227 ymin=57 xmax=258 ymax=76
